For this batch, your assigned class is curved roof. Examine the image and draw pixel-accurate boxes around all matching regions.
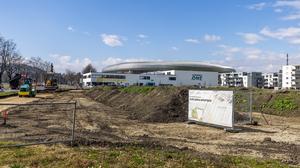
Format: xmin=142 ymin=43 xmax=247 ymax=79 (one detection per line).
xmin=102 ymin=61 xmax=235 ymax=73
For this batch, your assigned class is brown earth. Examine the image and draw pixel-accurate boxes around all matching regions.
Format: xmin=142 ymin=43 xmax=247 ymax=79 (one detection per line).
xmin=0 ymin=90 xmax=299 ymax=166
xmin=85 ymin=87 xmax=189 ymax=123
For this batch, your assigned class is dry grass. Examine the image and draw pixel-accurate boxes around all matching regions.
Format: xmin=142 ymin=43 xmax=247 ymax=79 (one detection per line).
xmin=0 ymin=143 xmax=291 ymax=168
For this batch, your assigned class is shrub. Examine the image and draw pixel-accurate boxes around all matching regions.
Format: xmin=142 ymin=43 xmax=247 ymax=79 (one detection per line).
xmin=272 ymin=98 xmax=298 ymax=111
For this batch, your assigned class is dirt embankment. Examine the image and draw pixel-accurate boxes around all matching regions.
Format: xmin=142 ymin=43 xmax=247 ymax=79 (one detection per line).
xmin=85 ymin=87 xmax=300 ymax=122
xmin=85 ymin=87 xmax=189 ymax=122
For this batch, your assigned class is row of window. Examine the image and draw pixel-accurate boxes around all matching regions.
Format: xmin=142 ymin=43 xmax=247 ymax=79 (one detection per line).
xmin=100 ymin=75 xmax=126 ymax=79
xmin=140 ymin=76 xmax=176 ymax=81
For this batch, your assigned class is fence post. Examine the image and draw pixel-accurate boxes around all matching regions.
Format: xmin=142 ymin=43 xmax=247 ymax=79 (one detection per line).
xmin=71 ymin=102 xmax=76 ymax=146
xmin=249 ymin=91 xmax=253 ymax=124
xmin=232 ymin=90 xmax=235 ymax=128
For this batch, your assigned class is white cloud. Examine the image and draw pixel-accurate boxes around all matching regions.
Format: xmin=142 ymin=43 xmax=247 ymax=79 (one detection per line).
xmin=212 ymin=44 xmax=290 ymax=72
xmin=137 ymin=34 xmax=148 ymax=38
xmin=237 ymin=32 xmax=264 ymax=44
xmin=203 ymin=34 xmax=221 ymax=42
xmin=136 ymin=34 xmax=150 ymax=45
xmin=101 ymin=34 xmax=123 ymax=47
xmin=248 ymin=2 xmax=266 ymax=10
xmin=281 ymin=12 xmax=300 ymax=20
xmin=50 ymin=54 xmax=93 ymax=73
xmin=274 ymin=8 xmax=283 ymax=13
xmin=171 ymin=46 xmax=179 ymax=51
xmin=67 ymin=26 xmax=75 ymax=32
xmin=185 ymin=38 xmax=200 ymax=44
xmin=274 ymin=0 xmax=300 ymax=9
xmin=273 ymin=1 xmax=300 ymax=20
xmin=242 ymin=48 xmax=262 ymax=59
xmin=260 ymin=26 xmax=300 ymax=44
xmin=288 ymin=38 xmax=300 ymax=44
xmin=218 ymin=45 xmax=240 ymax=56
xmin=101 ymin=57 xmax=162 ymax=67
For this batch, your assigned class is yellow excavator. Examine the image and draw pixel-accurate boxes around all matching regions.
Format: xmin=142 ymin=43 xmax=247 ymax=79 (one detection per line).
xmin=45 ymin=63 xmax=58 ymax=91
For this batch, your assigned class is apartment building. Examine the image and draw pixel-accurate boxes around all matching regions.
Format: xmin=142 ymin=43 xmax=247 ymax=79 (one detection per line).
xmin=262 ymin=72 xmax=279 ymax=88
xmin=282 ymin=65 xmax=300 ymax=89
xmin=219 ymin=72 xmax=263 ymax=88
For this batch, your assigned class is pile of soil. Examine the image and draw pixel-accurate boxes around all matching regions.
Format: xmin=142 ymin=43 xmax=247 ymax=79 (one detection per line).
xmin=85 ymin=87 xmax=189 ymax=123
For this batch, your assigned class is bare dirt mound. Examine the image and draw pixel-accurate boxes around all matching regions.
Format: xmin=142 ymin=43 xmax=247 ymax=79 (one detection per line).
xmin=85 ymin=86 xmax=189 ymax=122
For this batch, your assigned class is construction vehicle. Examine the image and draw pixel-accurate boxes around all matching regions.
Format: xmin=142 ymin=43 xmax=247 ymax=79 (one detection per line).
xmin=44 ymin=63 xmax=58 ymax=91
xmin=18 ymin=78 xmax=36 ymax=97
xmin=9 ymin=74 xmax=22 ymax=90
xmin=45 ymin=78 xmax=58 ymax=91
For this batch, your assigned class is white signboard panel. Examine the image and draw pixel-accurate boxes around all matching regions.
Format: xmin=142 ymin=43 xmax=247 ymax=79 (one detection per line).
xmin=188 ymin=90 xmax=233 ymax=128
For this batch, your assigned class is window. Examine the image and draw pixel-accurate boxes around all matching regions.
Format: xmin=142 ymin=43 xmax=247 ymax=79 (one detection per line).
xmin=139 ymin=76 xmax=150 ymax=80
xmin=100 ymin=75 xmax=126 ymax=79
xmin=167 ymin=72 xmax=171 ymax=75
xmin=169 ymin=77 xmax=176 ymax=81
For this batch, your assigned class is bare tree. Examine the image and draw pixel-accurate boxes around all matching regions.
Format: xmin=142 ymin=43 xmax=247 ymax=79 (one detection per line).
xmin=28 ymin=57 xmax=42 ymax=82
xmin=0 ymin=38 xmax=19 ymax=83
xmin=65 ymin=69 xmax=81 ymax=86
xmin=28 ymin=57 xmax=52 ymax=82
xmin=0 ymin=36 xmax=4 ymax=84
xmin=82 ymin=63 xmax=97 ymax=74
xmin=6 ymin=52 xmax=24 ymax=80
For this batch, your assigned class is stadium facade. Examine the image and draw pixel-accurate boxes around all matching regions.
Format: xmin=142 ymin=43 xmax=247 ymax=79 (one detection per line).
xmin=82 ymin=61 xmax=235 ymax=87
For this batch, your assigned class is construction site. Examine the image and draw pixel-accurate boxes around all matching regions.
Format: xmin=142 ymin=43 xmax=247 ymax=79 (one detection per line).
xmin=0 ymin=85 xmax=299 ymax=167
xmin=2 ymin=1 xmax=300 ymax=167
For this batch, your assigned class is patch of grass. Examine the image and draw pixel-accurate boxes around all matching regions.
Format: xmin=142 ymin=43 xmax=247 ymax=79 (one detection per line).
xmin=118 ymin=86 xmax=155 ymax=94
xmin=0 ymin=91 xmax=18 ymax=97
xmin=221 ymin=155 xmax=289 ymax=168
xmin=272 ymin=98 xmax=298 ymax=111
xmin=257 ymin=94 xmax=299 ymax=116
xmin=0 ymin=143 xmax=292 ymax=168
xmin=9 ymin=163 xmax=25 ymax=168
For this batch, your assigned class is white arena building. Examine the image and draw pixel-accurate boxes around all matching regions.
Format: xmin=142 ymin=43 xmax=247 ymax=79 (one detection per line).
xmin=82 ymin=61 xmax=235 ymax=87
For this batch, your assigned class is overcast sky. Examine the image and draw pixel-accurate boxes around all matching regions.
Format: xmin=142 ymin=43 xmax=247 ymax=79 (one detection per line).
xmin=1 ymin=0 xmax=300 ymax=72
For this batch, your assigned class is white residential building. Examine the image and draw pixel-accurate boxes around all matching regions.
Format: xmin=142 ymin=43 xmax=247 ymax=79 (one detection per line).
xmin=282 ymin=65 xmax=300 ymax=89
xmin=262 ymin=72 xmax=279 ymax=88
xmin=219 ymin=72 xmax=263 ymax=88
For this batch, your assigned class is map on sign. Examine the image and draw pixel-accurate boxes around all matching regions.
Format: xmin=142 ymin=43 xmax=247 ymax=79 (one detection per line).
xmin=188 ymin=90 xmax=233 ymax=128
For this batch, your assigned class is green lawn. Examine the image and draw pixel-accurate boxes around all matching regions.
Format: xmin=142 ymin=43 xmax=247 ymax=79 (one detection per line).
xmin=0 ymin=91 xmax=18 ymax=98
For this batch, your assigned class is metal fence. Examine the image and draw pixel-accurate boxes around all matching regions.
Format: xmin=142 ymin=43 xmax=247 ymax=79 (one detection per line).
xmin=233 ymin=90 xmax=253 ymax=125
xmin=0 ymin=102 xmax=76 ymax=148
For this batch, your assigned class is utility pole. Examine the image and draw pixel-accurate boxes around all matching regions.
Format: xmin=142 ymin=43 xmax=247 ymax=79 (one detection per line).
xmin=287 ymin=53 xmax=289 ymax=66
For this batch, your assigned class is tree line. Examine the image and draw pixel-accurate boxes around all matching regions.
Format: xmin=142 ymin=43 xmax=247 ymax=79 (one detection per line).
xmin=0 ymin=35 xmax=97 ymax=87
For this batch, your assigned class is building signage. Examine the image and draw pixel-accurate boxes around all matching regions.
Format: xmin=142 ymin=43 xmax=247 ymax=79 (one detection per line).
xmin=192 ymin=74 xmax=202 ymax=81
xmin=188 ymin=90 xmax=233 ymax=128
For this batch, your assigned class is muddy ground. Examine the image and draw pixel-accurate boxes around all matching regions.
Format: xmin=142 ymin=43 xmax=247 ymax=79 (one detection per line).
xmin=0 ymin=90 xmax=299 ymax=166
